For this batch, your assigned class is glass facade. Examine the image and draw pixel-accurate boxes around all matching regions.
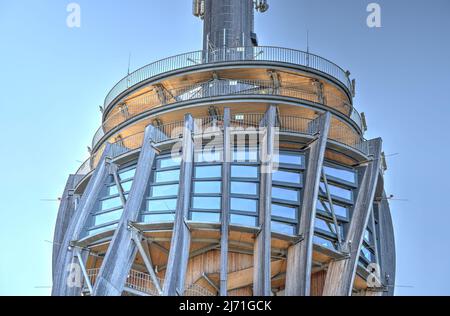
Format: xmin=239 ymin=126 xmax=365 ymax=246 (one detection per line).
xmin=82 ymin=146 xmax=379 ymax=260
xmin=189 ymin=147 xmax=223 ymax=222
xmin=359 ymin=212 xmax=378 ymax=268
xmin=271 ymin=151 xmax=304 ymax=236
xmin=82 ymin=163 xmax=137 ymax=237
xmin=140 ymin=154 xmax=181 ymax=223
xmin=229 ymin=145 xmax=260 ymax=227
xmin=314 ymin=162 xmax=356 ymax=250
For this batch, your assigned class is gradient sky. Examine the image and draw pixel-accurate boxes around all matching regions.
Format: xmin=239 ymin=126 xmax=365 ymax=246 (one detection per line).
xmin=0 ymin=0 xmax=449 ymax=296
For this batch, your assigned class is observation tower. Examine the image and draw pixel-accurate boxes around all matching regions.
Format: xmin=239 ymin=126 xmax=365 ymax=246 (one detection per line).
xmin=52 ymin=0 xmax=396 ymax=296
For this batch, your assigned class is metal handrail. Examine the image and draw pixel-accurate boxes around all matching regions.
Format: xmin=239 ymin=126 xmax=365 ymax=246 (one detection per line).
xmin=93 ymin=78 xmax=361 ymax=149
xmin=83 ymin=269 xmax=214 ymax=296
xmin=103 ymin=46 xmax=352 ymax=111
xmin=76 ymin=114 xmax=368 ymax=176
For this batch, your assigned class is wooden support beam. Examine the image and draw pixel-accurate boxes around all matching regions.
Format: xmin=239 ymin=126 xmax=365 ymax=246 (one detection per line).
xmin=253 ymin=105 xmax=277 ymax=296
xmin=52 ymin=145 xmax=114 ymax=296
xmin=92 ymin=125 xmax=158 ymax=296
xmin=154 ymin=84 xmax=168 ymax=104
xmin=202 ymin=273 xmax=220 ymax=293
xmin=229 ymin=260 xmax=284 ymax=292
xmin=322 ymin=138 xmax=383 ymax=296
xmin=110 ymin=163 xmax=127 ymax=207
xmin=376 ymin=193 xmax=396 ymax=296
xmin=220 ymin=108 xmax=231 ymax=296
xmin=74 ymin=248 xmax=93 ymax=295
xmin=158 ymin=244 xmax=219 ymax=272
xmin=163 ymin=114 xmax=195 ymax=296
xmin=131 ymin=229 xmax=163 ymax=295
xmin=321 ymin=170 xmax=343 ymax=248
xmin=52 ymin=175 xmax=82 ymax=280
xmin=285 ymin=112 xmax=331 ymax=296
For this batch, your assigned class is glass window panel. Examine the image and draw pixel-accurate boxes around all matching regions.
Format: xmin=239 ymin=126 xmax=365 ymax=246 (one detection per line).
xmin=231 ymin=182 xmax=258 ymax=196
xmin=87 ymin=223 xmax=118 ymax=237
xmin=231 ymin=165 xmax=258 ymax=179
xmin=191 ymin=212 xmax=220 ymax=223
xmin=364 ymin=230 xmax=373 ymax=244
xmin=107 ymin=185 xmax=119 ymax=196
xmin=194 ymin=181 xmax=221 ymax=194
xmin=231 ymin=198 xmax=257 ymax=213
xmin=315 ymin=218 xmax=334 ymax=233
xmin=155 ymin=169 xmax=180 ymax=183
xmin=158 ymin=156 xmax=182 ymax=169
xmin=272 ymin=187 xmax=299 ymax=202
xmin=272 ymin=221 xmax=296 ymax=235
xmin=107 ymin=180 xmax=133 ymax=196
xmin=230 ymin=214 xmax=257 ymax=227
xmin=195 ymin=165 xmax=222 ymax=179
xmin=121 ymin=180 xmax=133 ymax=193
xmin=142 ymin=213 xmax=175 ymax=223
xmin=313 ymin=235 xmax=336 ymax=249
xmin=272 ymin=204 xmax=296 ymax=220
xmin=361 ymin=246 xmax=374 ymax=262
xmin=119 ymin=168 xmax=136 ymax=181
xmin=233 ymin=148 xmax=258 ymax=163
xmin=192 ymin=197 xmax=221 ymax=210
xmin=99 ymin=196 xmax=122 ymax=211
xmin=151 ymin=184 xmax=179 ymax=198
xmin=275 ymin=152 xmax=304 ymax=166
xmin=273 ymin=170 xmax=302 ymax=185
xmin=320 ymin=183 xmax=353 ymax=201
xmin=317 ymin=200 xmax=348 ymax=218
xmin=93 ymin=209 xmax=123 ymax=227
xmin=358 ymin=259 xmax=369 ymax=268
xmin=324 ymin=165 xmax=356 ymax=184
xmin=147 ymin=199 xmax=177 ymax=212
xmin=195 ymin=150 xmax=223 ymax=163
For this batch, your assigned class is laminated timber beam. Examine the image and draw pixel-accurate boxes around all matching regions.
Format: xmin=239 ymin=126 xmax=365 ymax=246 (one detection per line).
xmin=376 ymin=193 xmax=396 ymax=296
xmin=163 ymin=114 xmax=195 ymax=296
xmin=74 ymin=247 xmax=93 ymax=295
xmin=130 ymin=229 xmax=163 ymax=295
xmin=230 ymin=260 xmax=284 ymax=292
xmin=220 ymin=108 xmax=231 ymax=296
xmin=52 ymin=174 xmax=83 ymax=280
xmin=204 ymin=260 xmax=285 ymax=293
xmin=92 ymin=125 xmax=159 ymax=296
xmin=285 ymin=112 xmax=331 ymax=296
xmin=253 ymin=105 xmax=277 ymax=296
xmin=322 ymin=138 xmax=383 ymax=296
xmin=52 ymin=145 xmax=114 ymax=296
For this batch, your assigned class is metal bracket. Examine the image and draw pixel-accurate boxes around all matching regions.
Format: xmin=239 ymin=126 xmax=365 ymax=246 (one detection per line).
xmin=292 ymin=234 xmax=305 ymax=245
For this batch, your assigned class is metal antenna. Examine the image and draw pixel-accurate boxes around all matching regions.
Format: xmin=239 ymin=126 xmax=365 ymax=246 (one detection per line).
xmin=127 ymin=52 xmax=132 ymax=75
xmin=306 ymin=29 xmax=310 ymax=66
xmin=307 ymin=29 xmax=310 ymax=54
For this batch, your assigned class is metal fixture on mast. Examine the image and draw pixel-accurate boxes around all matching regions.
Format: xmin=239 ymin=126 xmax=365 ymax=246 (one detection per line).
xmin=193 ymin=0 xmax=269 ymax=51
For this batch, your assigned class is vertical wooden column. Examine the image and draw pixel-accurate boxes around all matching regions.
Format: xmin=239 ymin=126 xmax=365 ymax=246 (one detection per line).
xmin=376 ymin=194 xmax=396 ymax=296
xmin=220 ymin=108 xmax=231 ymax=296
xmin=52 ymin=145 xmax=113 ymax=296
xmin=322 ymin=138 xmax=383 ymax=296
xmin=93 ymin=125 xmax=158 ymax=296
xmin=52 ymin=175 xmax=82 ymax=280
xmin=253 ymin=106 xmax=277 ymax=296
xmin=163 ymin=114 xmax=195 ymax=296
xmin=285 ymin=112 xmax=331 ymax=296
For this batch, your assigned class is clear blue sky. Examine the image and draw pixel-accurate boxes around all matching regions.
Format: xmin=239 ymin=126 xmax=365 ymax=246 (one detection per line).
xmin=0 ymin=0 xmax=449 ymax=296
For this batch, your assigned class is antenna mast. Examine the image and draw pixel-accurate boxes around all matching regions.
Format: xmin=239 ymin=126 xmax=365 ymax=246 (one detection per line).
xmin=193 ymin=0 xmax=269 ymax=51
